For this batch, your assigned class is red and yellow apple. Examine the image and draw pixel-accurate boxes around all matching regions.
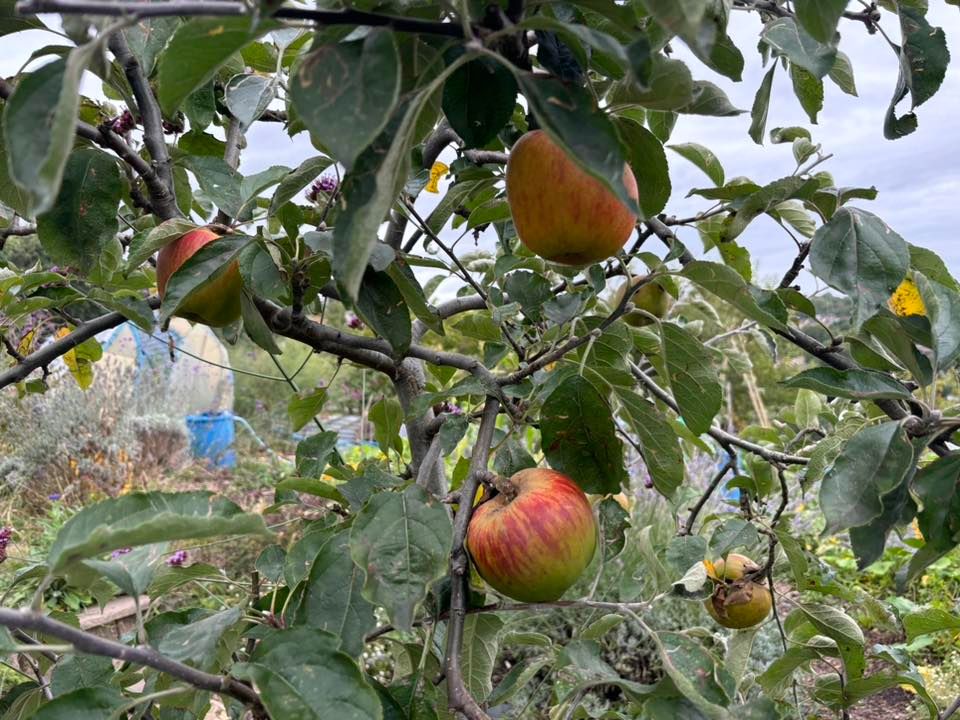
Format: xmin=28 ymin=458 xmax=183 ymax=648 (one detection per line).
xmin=703 ymin=553 xmax=772 ymax=629
xmin=156 ymin=228 xmax=242 ymax=327
xmin=466 ymin=468 xmax=597 ymax=602
xmin=615 ymin=277 xmax=673 ymax=327
xmin=506 ymin=130 xmax=639 ymax=266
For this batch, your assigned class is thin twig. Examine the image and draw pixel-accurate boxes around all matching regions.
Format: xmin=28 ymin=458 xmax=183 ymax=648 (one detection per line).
xmin=628 ymin=361 xmax=809 ymax=465
xmin=0 ymin=608 xmax=265 ymax=713
xmin=681 ymin=455 xmax=736 ymax=535
xmin=17 ymin=0 xmax=469 ymax=37
xmin=0 ymin=297 xmax=161 ymax=389
xmin=444 ymin=397 xmax=499 ymax=720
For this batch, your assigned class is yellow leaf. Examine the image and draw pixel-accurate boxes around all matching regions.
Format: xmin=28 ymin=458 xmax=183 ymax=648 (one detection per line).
xmin=16 ymin=329 xmax=36 ymax=357
xmin=56 ymin=327 xmax=95 ymax=390
xmin=703 ymin=559 xmax=718 ymax=581
xmin=888 ymin=278 xmax=926 ymax=317
xmin=425 ymin=161 xmax=449 ymax=194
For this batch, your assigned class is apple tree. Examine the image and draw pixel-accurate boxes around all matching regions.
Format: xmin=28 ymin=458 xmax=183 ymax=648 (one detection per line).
xmin=2 ymin=0 xmax=960 ymax=718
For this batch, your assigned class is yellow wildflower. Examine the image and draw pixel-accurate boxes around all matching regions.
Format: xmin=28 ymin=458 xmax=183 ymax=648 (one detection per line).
xmin=889 ymin=278 xmax=926 ymax=317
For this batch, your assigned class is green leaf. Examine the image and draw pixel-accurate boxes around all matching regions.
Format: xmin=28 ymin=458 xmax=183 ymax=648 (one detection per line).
xmin=677 ymin=81 xmax=744 ymax=116
xmin=808 ymin=207 xmax=909 ymax=325
xmin=615 ymin=389 xmax=683 ymax=498
xmin=709 ymin=519 xmax=759 ymax=558
xmin=655 ymin=632 xmax=734 ymax=717
xmin=35 ymin=149 xmax=121 ymax=274
xmin=615 ymin=118 xmax=670 ymax=219
xmin=183 ymin=155 xmax=242 ymax=217
xmin=540 ymin=374 xmax=628 ymax=494
xmin=369 ymin=397 xmax=404 ymax=457
xmin=819 ymin=422 xmax=914 ymax=536
xmin=125 ymin=218 xmax=196 ymax=273
xmin=487 ymin=657 xmax=551 ymax=707
xmin=748 ymin=64 xmax=776 ymax=144
xmin=610 ymin=55 xmax=694 ymax=111
xmin=660 ymin=322 xmax=722 ymax=436
xmin=681 ymin=260 xmax=789 ymax=331
xmin=902 ymin=608 xmax=960 ymax=642
xmin=290 ymin=29 xmax=401 ymax=169
xmin=241 ymin=291 xmax=281 ymax=354
xmin=781 ymin=367 xmax=912 ymax=401
xmin=269 ymin=155 xmax=334 ymax=214
xmin=296 ymin=530 xmax=376 ymax=658
xmin=790 ymin=64 xmax=824 ymax=123
xmin=799 ymin=603 xmax=865 ymax=679
xmin=902 ymin=454 xmax=960 ymax=585
xmin=296 ymin=431 xmax=340 ymax=478
xmin=157 ymin=17 xmax=273 ymax=116
xmin=517 ymin=72 xmax=637 ymax=215
xmin=118 ymin=17 xmax=180 ymax=77
xmin=84 ymin=543 xmax=168 ymax=597
xmin=598 ymin=497 xmax=629 ymax=560
xmin=794 ymin=0 xmax=848 ymax=43
xmin=355 ymin=270 xmax=412 ymax=355
xmin=581 ymin=614 xmax=625 ymax=640
xmin=442 ymin=56 xmax=517 ymax=149
xmin=158 ymin=234 xmax=252 ymax=324
xmin=915 ymin=273 xmax=960 ymax=372
xmin=667 ymin=143 xmax=724 ymax=185
xmin=757 ymin=646 xmax=819 ymax=697
xmin=461 ymin=614 xmax=504 ymax=702
xmin=154 ymin=606 xmax=242 ymax=668
xmin=236 ymin=628 xmax=381 ymax=720
xmin=2 ymin=40 xmax=102 ymax=215
xmin=828 ymin=51 xmax=858 ymax=96
xmin=910 ymin=244 xmax=960 ymax=291
xmin=332 ymin=54 xmax=466 ymax=301
xmin=224 ymin=73 xmax=275 ymax=131
xmin=722 ymin=175 xmax=820 ymax=242
xmin=0 ymin=120 xmax=30 ymax=214
xmin=897 ymin=7 xmax=950 ymax=109
xmin=30 ymin=688 xmax=124 ymax=720
xmin=385 ymin=258 xmax=443 ymax=336
xmin=50 ymin=654 xmax=114 ymax=697
xmin=349 ymin=484 xmax=452 ymax=632
xmin=288 ymin=387 xmax=328 ymax=433
xmin=0 ymin=0 xmax=44 ymax=38
xmin=762 ymin=16 xmax=838 ymax=77
xmin=255 ymin=544 xmax=286 ymax=583
xmin=47 ymin=491 xmax=270 ymax=574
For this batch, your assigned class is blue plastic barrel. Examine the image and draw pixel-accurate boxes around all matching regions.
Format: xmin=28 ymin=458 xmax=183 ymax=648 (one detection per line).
xmin=186 ymin=412 xmax=236 ymax=468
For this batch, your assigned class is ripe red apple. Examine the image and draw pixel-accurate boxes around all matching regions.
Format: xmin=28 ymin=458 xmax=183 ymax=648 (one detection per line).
xmin=156 ymin=228 xmax=242 ymax=327
xmin=466 ymin=468 xmax=597 ymax=602
xmin=506 ymin=130 xmax=639 ymax=266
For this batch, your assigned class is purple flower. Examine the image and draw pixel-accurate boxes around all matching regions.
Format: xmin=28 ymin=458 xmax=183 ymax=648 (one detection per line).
xmin=440 ymin=401 xmax=463 ymax=415
xmin=346 ymin=313 xmax=364 ymax=330
xmin=305 ymin=174 xmax=339 ymax=202
xmin=48 ymin=493 xmax=61 ymax=501
xmin=0 ymin=526 xmax=12 ymax=562
xmin=111 ymin=547 xmax=132 ymax=559
xmin=166 ymin=550 xmax=188 ymax=567
xmin=111 ymin=109 xmax=136 ymax=135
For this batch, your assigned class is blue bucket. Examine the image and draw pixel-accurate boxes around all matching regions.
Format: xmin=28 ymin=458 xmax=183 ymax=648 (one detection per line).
xmin=186 ymin=412 xmax=236 ymax=468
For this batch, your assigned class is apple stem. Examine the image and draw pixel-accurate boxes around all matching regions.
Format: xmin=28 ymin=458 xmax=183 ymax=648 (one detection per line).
xmin=479 ymin=471 xmax=518 ymax=502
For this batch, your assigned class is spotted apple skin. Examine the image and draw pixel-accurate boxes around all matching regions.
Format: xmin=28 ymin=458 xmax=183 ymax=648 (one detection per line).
xmin=506 ymin=130 xmax=639 ymax=266
xmin=157 ymin=228 xmax=242 ymax=328
xmin=466 ymin=468 xmax=597 ymax=602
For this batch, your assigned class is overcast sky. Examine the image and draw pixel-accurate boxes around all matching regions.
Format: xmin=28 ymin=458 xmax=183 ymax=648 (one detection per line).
xmin=3 ymin=6 xmax=958 ymax=289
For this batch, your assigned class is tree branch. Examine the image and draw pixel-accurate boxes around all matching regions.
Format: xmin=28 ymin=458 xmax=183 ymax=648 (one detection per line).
xmin=681 ymin=455 xmax=736 ymax=535
xmin=0 ymin=609 xmax=264 ymax=712
xmin=628 ymin=361 xmax=809 ymax=465
xmin=17 ymin=0 xmax=468 ymax=37
xmin=0 ymin=78 xmax=178 ymax=221
xmin=0 ymin=298 xmax=161 ymax=390
xmin=444 ymin=397 xmax=499 ymax=720
xmin=107 ymin=32 xmax=179 ymax=220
